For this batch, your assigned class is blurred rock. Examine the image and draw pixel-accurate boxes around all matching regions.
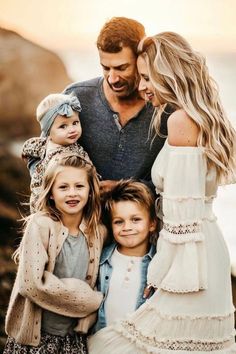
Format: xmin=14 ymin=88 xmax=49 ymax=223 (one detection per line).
xmin=0 ymin=142 xmax=30 ymax=351
xmin=0 ymin=142 xmax=30 ymax=246
xmin=0 ymin=27 xmax=72 ymax=139
xmin=0 ymin=27 xmax=72 ymax=350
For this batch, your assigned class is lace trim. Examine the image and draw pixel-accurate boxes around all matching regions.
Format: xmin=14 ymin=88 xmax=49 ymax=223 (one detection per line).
xmin=147 ymin=283 xmax=207 ymax=293
xmin=162 ymin=195 xmax=204 ymax=201
xmin=145 ymin=303 xmax=236 ymax=320
xmin=161 ymin=193 xmax=217 ymax=201
xmin=163 ymin=221 xmax=201 ymax=234
xmin=160 ymin=229 xmax=204 ymax=244
xmin=147 ymin=273 xmax=208 ymax=293
xmin=121 ymin=321 xmax=235 ymax=351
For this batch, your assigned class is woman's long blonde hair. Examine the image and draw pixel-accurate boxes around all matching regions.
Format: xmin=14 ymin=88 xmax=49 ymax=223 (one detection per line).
xmin=138 ymin=32 xmax=236 ymax=184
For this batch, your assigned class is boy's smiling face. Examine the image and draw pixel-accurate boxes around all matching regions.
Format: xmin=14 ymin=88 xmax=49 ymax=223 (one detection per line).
xmin=111 ymin=200 xmax=155 ymax=257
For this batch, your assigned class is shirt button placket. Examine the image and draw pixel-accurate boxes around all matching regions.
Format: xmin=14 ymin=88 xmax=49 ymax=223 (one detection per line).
xmin=117 ymin=129 xmax=126 ymax=161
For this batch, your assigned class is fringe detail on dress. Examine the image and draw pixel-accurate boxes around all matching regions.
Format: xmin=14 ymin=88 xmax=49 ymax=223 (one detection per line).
xmin=120 ymin=303 xmax=236 ymax=343
xmin=115 ymin=320 xmax=236 ymax=352
xmin=88 ymin=325 xmax=236 ymax=354
xmin=88 ymin=304 xmax=236 ymax=354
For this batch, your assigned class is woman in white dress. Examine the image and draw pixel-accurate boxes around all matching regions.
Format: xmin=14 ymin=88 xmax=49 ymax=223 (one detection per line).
xmin=88 ymin=32 xmax=236 ymax=353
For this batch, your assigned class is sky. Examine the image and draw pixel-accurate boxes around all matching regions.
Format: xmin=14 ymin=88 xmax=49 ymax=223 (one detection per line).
xmin=0 ymin=0 xmax=236 ymax=52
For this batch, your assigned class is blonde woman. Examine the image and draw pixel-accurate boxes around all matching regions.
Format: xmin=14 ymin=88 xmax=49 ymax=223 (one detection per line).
xmin=88 ymin=32 xmax=236 ymax=353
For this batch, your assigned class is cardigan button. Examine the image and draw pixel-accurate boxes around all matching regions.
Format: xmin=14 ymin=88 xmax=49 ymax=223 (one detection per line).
xmin=90 ymin=258 xmax=94 ymax=263
xmin=86 ymin=275 xmax=92 ymax=280
xmin=89 ymin=242 xmax=93 ymax=247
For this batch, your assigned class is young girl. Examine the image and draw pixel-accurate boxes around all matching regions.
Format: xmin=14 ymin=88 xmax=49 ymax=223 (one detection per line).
xmin=88 ymin=33 xmax=236 ymax=353
xmin=22 ymin=93 xmax=91 ymax=212
xmin=93 ymin=179 xmax=157 ymax=333
xmin=4 ymin=153 xmax=106 ymax=354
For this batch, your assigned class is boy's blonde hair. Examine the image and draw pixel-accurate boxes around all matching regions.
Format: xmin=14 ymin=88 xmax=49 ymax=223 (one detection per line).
xmin=105 ymin=179 xmax=156 ymax=225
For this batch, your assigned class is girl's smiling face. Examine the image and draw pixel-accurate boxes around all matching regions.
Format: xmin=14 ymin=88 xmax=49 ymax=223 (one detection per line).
xmin=51 ymin=166 xmax=90 ymax=219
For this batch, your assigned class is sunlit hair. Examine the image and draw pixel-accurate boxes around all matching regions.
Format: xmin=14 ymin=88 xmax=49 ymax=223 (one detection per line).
xmin=105 ymin=179 xmax=156 ymax=230
xmin=36 ymin=93 xmax=75 ymax=121
xmin=13 ymin=153 xmax=101 ymax=263
xmin=138 ymin=32 xmax=236 ymax=184
xmin=97 ymin=17 xmax=145 ymax=55
xmin=36 ymin=153 xmax=101 ymax=236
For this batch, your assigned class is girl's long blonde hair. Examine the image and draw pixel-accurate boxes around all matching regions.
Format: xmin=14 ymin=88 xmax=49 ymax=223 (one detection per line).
xmin=36 ymin=153 xmax=101 ymax=236
xmin=13 ymin=153 xmax=101 ymax=263
xmin=138 ymin=32 xmax=236 ymax=184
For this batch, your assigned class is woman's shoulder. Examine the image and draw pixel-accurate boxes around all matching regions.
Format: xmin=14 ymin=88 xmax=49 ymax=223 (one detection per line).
xmin=167 ymin=109 xmax=199 ymax=147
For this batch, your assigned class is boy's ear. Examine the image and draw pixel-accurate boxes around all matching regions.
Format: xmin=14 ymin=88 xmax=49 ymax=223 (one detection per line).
xmin=149 ymin=220 xmax=157 ymax=232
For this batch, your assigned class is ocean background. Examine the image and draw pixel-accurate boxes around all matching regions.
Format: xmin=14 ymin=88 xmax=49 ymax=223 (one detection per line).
xmin=54 ymin=48 xmax=236 ymax=274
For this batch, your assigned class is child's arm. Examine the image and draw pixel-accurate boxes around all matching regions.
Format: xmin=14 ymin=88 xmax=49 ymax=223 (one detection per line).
xmin=18 ymin=215 xmax=103 ymax=318
xmin=22 ymin=137 xmax=46 ymax=164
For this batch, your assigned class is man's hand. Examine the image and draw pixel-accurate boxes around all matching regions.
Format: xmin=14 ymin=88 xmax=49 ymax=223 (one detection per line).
xmin=99 ymin=180 xmax=119 ymax=194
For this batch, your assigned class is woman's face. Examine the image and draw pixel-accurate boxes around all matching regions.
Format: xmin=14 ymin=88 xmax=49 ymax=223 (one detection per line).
xmin=137 ymin=55 xmax=159 ymax=107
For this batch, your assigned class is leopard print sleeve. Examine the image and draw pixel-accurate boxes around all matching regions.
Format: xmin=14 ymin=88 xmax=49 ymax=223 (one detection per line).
xmin=22 ymin=137 xmax=47 ymax=161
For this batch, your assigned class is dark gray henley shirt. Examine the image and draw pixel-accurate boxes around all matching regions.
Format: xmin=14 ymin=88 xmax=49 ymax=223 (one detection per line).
xmin=64 ymin=77 xmax=171 ymax=183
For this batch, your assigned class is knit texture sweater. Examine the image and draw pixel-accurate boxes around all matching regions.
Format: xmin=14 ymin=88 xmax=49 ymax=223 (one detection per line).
xmin=5 ymin=212 xmax=106 ymax=346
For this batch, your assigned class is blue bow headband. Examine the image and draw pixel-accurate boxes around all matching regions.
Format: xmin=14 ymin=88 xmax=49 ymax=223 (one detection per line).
xmin=39 ymin=96 xmax=82 ymax=137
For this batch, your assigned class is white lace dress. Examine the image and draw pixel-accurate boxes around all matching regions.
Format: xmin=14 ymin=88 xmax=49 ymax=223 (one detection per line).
xmin=88 ymin=141 xmax=236 ymax=353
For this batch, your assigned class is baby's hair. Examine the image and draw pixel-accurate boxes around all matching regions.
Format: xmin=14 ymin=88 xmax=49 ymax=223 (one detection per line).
xmin=36 ymin=153 xmax=101 ymax=237
xmin=36 ymin=93 xmax=75 ymax=121
xmin=105 ymin=179 xmax=156 ymax=222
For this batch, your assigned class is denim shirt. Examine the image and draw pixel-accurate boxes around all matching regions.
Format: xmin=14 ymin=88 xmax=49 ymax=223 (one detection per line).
xmin=93 ymin=242 xmax=156 ymax=333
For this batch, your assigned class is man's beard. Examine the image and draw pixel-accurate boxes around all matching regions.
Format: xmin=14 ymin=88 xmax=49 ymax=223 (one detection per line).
xmin=107 ymin=74 xmax=139 ymax=98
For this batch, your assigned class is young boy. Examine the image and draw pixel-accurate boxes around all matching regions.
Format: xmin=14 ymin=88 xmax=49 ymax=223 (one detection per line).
xmin=22 ymin=93 xmax=91 ymax=211
xmin=93 ymin=179 xmax=157 ymax=332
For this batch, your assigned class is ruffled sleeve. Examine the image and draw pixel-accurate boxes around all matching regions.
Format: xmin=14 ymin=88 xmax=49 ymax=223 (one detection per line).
xmin=148 ymin=144 xmax=208 ymax=293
